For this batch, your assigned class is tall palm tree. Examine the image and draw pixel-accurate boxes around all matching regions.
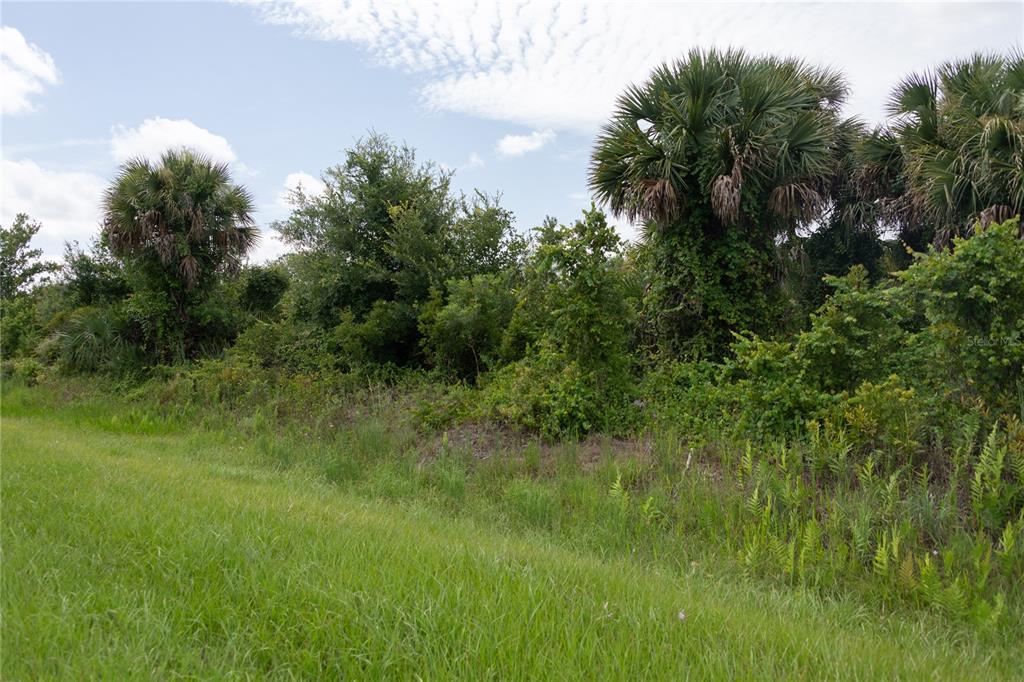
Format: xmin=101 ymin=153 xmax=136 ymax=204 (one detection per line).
xmin=589 ymin=48 xmax=849 ymax=356
xmin=858 ymin=50 xmax=1024 ymax=246
xmin=103 ymin=149 xmax=258 ymax=358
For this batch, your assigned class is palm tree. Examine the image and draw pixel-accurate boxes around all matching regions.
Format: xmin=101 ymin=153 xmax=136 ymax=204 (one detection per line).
xmin=858 ymin=50 xmax=1024 ymax=246
xmin=103 ymin=149 xmax=258 ymax=358
xmin=589 ymin=48 xmax=849 ymax=356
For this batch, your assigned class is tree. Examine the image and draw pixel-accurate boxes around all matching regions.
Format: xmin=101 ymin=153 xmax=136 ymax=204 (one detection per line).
xmin=483 ymin=208 xmax=637 ymax=436
xmin=61 ymin=238 xmax=131 ymax=307
xmin=857 ymin=50 xmax=1024 ymax=246
xmin=102 ymin=149 xmax=257 ymax=360
xmin=589 ymin=48 xmax=850 ymax=357
xmin=0 ymin=213 xmax=58 ymax=301
xmin=275 ymin=134 xmax=524 ymax=366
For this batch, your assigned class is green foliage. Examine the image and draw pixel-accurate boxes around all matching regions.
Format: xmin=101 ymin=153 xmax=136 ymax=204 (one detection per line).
xmin=793 ymin=220 xmax=892 ymax=316
xmin=703 ymin=219 xmax=1024 ymax=440
xmin=590 ymin=48 xmax=852 ymax=357
xmin=60 ymin=239 xmax=130 ymax=308
xmin=419 ymin=272 xmax=517 ymax=379
xmin=51 ymin=306 xmax=140 ymax=374
xmin=102 ymin=149 xmax=257 ymax=361
xmin=239 ymin=265 xmax=289 ymax=315
xmin=860 ymin=50 xmax=1024 ymax=246
xmin=275 ymin=135 xmax=524 ymax=368
xmin=483 ymin=209 xmax=636 ymax=436
xmin=900 ymin=218 xmax=1024 ymax=411
xmin=0 ymin=295 xmax=42 ymax=359
xmin=0 ymin=213 xmax=58 ymax=301
xmin=638 ymin=211 xmax=783 ymax=357
xmin=230 ymin=319 xmax=333 ymax=373
xmin=484 ymin=341 xmax=613 ymax=437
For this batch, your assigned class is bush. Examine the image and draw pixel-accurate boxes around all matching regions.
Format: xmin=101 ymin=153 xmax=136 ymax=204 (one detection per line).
xmin=230 ymin=319 xmax=334 ymax=373
xmin=419 ymin=272 xmax=517 ymax=379
xmin=483 ymin=342 xmax=631 ymax=437
xmin=52 ymin=306 xmax=140 ymax=374
xmin=481 ymin=209 xmax=636 ymax=437
xmin=240 ymin=265 xmax=289 ymax=315
xmin=900 ymin=218 xmax=1024 ymax=412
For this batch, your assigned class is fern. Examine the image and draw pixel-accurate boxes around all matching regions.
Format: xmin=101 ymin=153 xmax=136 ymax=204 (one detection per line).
xmin=872 ymin=535 xmax=889 ymax=577
xmin=898 ymin=553 xmax=917 ymax=593
xmin=857 ymin=455 xmax=877 ymax=490
xmin=609 ymin=469 xmax=629 ymax=510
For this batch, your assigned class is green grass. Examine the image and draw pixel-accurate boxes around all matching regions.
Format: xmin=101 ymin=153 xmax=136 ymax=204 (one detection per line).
xmin=3 ymin=406 xmax=1022 ymax=679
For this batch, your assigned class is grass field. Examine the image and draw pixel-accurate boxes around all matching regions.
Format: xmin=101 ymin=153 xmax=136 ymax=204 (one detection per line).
xmin=3 ymin=403 xmax=1022 ymax=679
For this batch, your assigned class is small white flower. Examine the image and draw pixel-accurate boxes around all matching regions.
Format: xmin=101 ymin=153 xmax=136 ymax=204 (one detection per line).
xmin=678 ymin=610 xmax=686 ymax=622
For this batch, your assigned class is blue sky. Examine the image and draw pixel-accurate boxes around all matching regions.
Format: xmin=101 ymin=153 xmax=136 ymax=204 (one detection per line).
xmin=2 ymin=1 xmax=1021 ymax=260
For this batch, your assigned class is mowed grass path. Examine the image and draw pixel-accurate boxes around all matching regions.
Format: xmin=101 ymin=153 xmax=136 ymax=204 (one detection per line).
xmin=1 ymin=414 xmax=1015 ymax=680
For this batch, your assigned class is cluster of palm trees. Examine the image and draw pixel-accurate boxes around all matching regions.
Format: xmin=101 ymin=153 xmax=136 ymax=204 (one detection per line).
xmin=589 ymin=47 xmax=1022 ymax=355
xmin=591 ymin=47 xmax=1022 ymax=249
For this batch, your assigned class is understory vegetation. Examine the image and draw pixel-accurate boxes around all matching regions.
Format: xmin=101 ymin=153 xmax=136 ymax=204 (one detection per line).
xmin=6 ymin=404 xmax=1020 ymax=679
xmin=3 ymin=47 xmax=1023 ymax=657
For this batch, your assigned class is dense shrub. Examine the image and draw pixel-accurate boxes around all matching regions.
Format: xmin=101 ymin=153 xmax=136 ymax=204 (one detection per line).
xmin=482 ymin=209 xmax=637 ymax=437
xmin=275 ymin=135 xmax=525 ymax=365
xmin=644 ymin=218 xmax=1023 ymax=451
xmin=900 ymin=218 xmax=1024 ymax=411
xmin=50 ymin=306 xmax=141 ymax=374
xmin=419 ymin=272 xmax=517 ymax=379
xmin=60 ymin=240 xmax=130 ymax=308
xmin=230 ymin=319 xmax=333 ymax=373
xmin=239 ymin=265 xmax=289 ymax=315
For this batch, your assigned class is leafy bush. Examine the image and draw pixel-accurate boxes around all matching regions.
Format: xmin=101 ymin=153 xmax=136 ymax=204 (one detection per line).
xmin=482 ymin=209 xmax=636 ymax=437
xmin=239 ymin=265 xmax=289 ymax=315
xmin=275 ymin=135 xmax=525 ymax=367
xmin=61 ymin=240 xmax=130 ymax=307
xmin=419 ymin=272 xmax=517 ymax=379
xmin=484 ymin=342 xmax=620 ymax=437
xmin=900 ymin=218 xmax=1024 ymax=411
xmin=230 ymin=319 xmax=334 ymax=373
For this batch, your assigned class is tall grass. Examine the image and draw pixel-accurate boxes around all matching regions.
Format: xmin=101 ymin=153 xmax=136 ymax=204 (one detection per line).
xmin=4 ymin=411 xmax=1021 ymax=679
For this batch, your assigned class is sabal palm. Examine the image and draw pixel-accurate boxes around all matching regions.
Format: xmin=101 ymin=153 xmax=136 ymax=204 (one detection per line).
xmin=588 ymin=48 xmax=849 ymax=356
xmin=589 ymin=48 xmax=848 ymax=240
xmin=859 ymin=51 xmax=1024 ymax=245
xmin=103 ymin=149 xmax=258 ymax=290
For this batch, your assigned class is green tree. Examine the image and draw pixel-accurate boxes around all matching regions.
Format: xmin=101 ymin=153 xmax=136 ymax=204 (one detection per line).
xmin=61 ymin=238 xmax=131 ymax=308
xmin=276 ymin=134 xmax=524 ymax=366
xmin=484 ymin=209 xmax=636 ymax=436
xmin=0 ymin=213 xmax=58 ymax=301
xmin=102 ymin=149 xmax=257 ymax=360
xmin=590 ymin=48 xmax=851 ymax=357
xmin=419 ymin=272 xmax=518 ymax=380
xmin=857 ymin=50 xmax=1024 ymax=246
xmin=239 ymin=265 xmax=289 ymax=316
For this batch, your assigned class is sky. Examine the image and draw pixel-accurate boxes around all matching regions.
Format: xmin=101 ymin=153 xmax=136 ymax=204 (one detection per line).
xmin=2 ymin=1 xmax=1022 ymax=261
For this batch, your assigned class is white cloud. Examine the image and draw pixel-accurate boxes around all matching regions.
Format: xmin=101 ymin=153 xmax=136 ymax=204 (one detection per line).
xmin=279 ymin=171 xmax=326 ymax=205
xmin=1 ymin=26 xmax=59 ymax=115
xmin=248 ymin=228 xmax=291 ymax=263
xmin=608 ymin=214 xmax=641 ymax=244
xmin=246 ymin=1 xmax=1022 ymax=131
xmin=496 ymin=129 xmax=554 ymax=157
xmin=110 ymin=117 xmax=237 ymax=164
xmin=441 ymin=152 xmax=485 ymax=173
xmin=0 ymin=159 xmax=106 ymax=257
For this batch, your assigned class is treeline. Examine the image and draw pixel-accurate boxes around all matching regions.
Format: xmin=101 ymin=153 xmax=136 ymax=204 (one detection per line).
xmin=2 ymin=48 xmax=1023 ymax=621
